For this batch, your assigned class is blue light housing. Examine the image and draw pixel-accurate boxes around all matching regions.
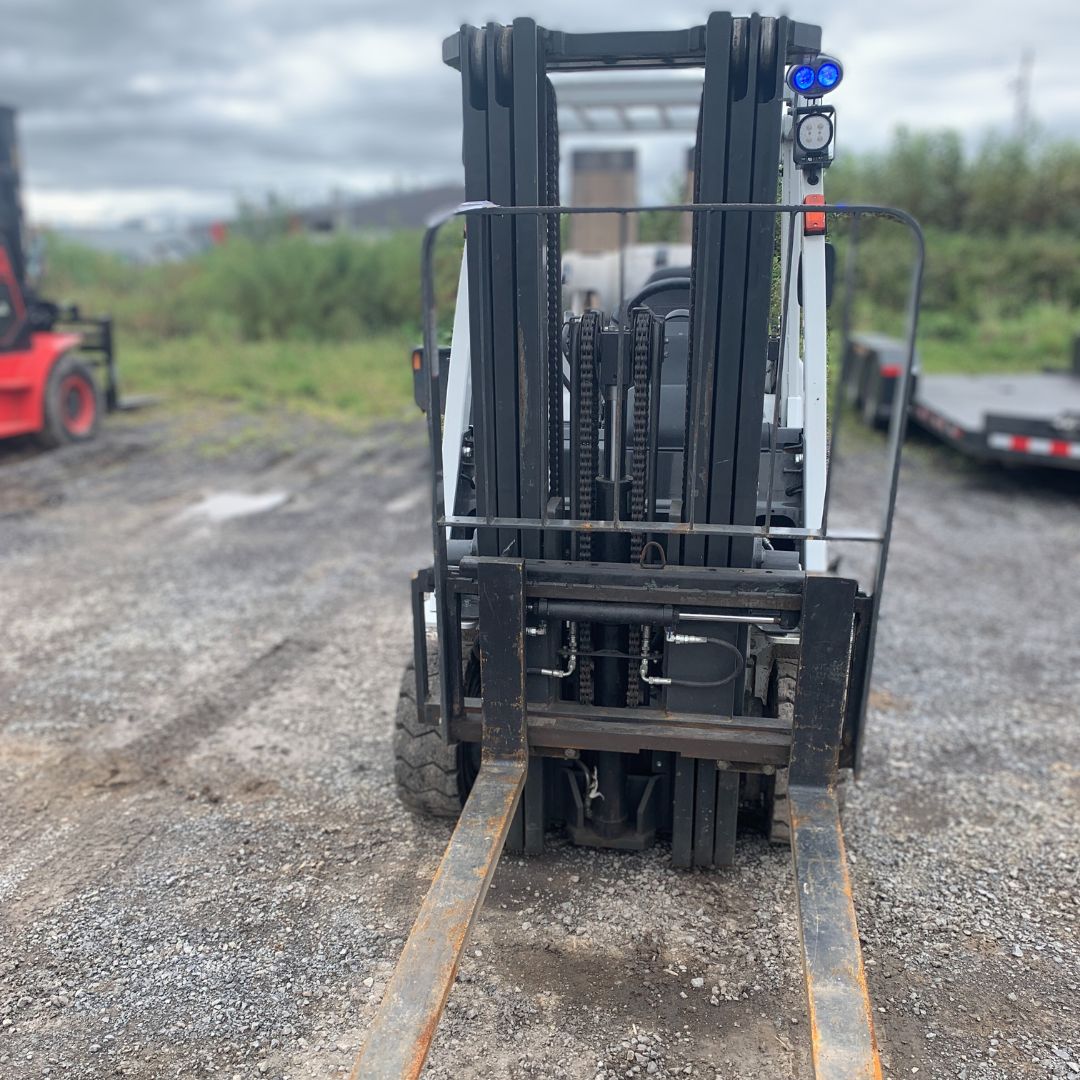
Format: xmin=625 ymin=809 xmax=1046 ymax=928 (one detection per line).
xmin=816 ymin=62 xmax=841 ymax=90
xmin=792 ymin=65 xmax=816 ymax=92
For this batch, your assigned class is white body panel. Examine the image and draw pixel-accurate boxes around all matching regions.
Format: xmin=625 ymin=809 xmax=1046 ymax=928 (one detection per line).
xmin=441 ymin=252 xmax=472 ymax=521
xmin=778 ymin=103 xmax=830 ymax=572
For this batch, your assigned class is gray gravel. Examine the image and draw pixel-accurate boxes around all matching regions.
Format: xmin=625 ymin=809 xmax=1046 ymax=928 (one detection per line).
xmin=0 ymin=409 xmax=1076 ymax=1079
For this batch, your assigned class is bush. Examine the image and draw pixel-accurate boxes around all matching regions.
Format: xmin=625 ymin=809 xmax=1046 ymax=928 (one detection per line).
xmin=41 ymin=227 xmax=464 ymax=346
xmin=828 ymin=129 xmax=1080 ymax=237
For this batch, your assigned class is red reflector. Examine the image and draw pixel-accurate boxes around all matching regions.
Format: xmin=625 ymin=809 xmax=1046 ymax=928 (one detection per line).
xmin=1010 ymin=435 xmax=1030 ymax=453
xmin=1050 ymin=440 xmax=1070 ymax=457
xmin=879 ymin=364 xmax=901 ymax=379
xmin=412 ymin=349 xmax=423 ymax=372
xmin=803 ymin=194 xmax=826 ymax=235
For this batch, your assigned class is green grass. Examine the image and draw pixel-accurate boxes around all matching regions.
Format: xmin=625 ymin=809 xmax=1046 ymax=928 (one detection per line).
xmin=845 ymin=300 xmax=1079 ymax=376
xmin=39 ymin=230 xmax=449 ymax=427
xmin=916 ymin=302 xmax=1078 ymax=374
xmin=111 ymin=295 xmax=1078 ymax=428
xmin=120 ymin=333 xmax=417 ymax=427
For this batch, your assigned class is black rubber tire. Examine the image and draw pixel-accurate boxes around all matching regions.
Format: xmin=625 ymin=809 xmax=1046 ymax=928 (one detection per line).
xmin=767 ymin=658 xmax=798 ymax=845
xmin=37 ymin=355 xmax=101 ymax=449
xmin=392 ymin=659 xmax=466 ymax=819
xmin=767 ymin=657 xmax=848 ymax=844
xmin=862 ymin=381 xmax=888 ymax=432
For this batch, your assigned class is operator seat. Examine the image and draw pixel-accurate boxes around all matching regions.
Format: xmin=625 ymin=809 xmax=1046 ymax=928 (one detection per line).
xmin=622 ymin=266 xmax=692 ymax=321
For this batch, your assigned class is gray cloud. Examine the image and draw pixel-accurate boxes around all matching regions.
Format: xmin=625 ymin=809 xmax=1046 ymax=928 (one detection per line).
xmin=0 ymin=0 xmax=1075 ymax=224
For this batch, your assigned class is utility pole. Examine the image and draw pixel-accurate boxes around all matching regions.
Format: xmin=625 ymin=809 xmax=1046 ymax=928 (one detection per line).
xmin=1011 ymin=49 xmax=1034 ymax=143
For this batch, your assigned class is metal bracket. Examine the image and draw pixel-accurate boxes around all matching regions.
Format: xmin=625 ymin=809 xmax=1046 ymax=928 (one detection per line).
xmin=350 ymin=558 xmax=528 ymax=1079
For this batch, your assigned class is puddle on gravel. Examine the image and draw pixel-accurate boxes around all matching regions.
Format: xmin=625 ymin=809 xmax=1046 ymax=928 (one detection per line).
xmin=385 ymin=487 xmax=427 ymax=514
xmin=179 ymin=490 xmax=289 ymax=523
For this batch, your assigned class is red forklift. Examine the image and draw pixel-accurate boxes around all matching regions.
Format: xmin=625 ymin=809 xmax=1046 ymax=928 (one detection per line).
xmin=0 ymin=105 xmax=118 ymax=447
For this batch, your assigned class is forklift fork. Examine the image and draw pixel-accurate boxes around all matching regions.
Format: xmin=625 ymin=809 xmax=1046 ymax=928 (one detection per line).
xmin=790 ymin=787 xmax=881 ymax=1079
xmin=353 ymin=573 xmax=881 ymax=1079
xmin=351 ymin=559 xmax=529 ymax=1080
xmin=788 ymin=575 xmax=882 ymax=1079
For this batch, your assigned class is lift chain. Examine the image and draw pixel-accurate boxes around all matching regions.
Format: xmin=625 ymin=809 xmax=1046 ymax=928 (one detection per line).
xmin=544 ymin=77 xmax=562 ymax=503
xmin=575 ymin=310 xmax=600 ymax=705
xmin=626 ymin=310 xmax=653 ymax=707
xmin=677 ymin=92 xmax=705 ymax=540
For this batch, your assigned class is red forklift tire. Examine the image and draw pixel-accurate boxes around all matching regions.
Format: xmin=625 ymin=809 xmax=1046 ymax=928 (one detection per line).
xmin=37 ymin=355 xmax=101 ymax=448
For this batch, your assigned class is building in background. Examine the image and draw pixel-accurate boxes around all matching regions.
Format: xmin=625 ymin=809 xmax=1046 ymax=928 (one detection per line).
xmin=568 ymin=148 xmax=638 ymax=252
xmin=48 ymin=182 xmax=467 ymax=264
xmin=292 ymin=183 xmax=464 ymax=237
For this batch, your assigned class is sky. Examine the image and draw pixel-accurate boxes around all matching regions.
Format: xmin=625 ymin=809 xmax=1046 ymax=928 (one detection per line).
xmin=2 ymin=0 xmax=1077 ymax=227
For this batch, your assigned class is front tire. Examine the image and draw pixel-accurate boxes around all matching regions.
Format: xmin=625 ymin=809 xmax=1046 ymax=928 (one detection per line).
xmin=767 ymin=658 xmax=798 ymax=844
xmin=38 ymin=355 xmax=101 ymax=448
xmin=393 ymin=660 xmax=467 ymax=819
xmin=766 ymin=658 xmax=849 ymax=844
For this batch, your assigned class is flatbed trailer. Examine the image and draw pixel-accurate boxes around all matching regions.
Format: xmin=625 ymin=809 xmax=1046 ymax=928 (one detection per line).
xmin=844 ymin=332 xmax=1080 ymax=471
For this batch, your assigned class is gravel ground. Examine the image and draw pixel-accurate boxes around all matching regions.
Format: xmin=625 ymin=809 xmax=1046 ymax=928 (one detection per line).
xmin=0 ymin=409 xmax=1076 ymax=1080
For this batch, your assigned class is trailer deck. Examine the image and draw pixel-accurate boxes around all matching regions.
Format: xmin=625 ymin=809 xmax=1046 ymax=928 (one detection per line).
xmin=843 ymin=333 xmax=1080 ymax=470
xmin=912 ymin=371 xmax=1080 ymax=467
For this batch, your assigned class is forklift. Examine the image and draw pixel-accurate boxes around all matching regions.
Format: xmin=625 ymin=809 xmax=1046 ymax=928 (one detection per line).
xmin=0 ymin=106 xmax=118 ymax=447
xmin=354 ymin=13 xmax=923 ymax=1079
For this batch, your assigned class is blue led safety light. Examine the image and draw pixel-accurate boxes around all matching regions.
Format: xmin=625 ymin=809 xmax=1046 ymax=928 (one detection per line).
xmin=787 ymin=56 xmax=844 ymax=97
xmin=816 ymin=62 xmax=841 ymax=90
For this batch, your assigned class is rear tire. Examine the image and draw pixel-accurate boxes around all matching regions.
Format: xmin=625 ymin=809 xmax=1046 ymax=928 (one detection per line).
xmin=38 ymin=355 xmax=100 ymax=448
xmin=393 ymin=659 xmax=467 ymax=819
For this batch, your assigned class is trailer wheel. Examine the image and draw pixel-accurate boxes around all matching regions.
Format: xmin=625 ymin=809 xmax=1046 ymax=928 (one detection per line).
xmin=766 ymin=659 xmax=849 ymax=844
xmin=393 ymin=658 xmax=473 ymax=819
xmin=862 ymin=381 xmax=887 ymax=432
xmin=38 ymin=355 xmax=101 ymax=448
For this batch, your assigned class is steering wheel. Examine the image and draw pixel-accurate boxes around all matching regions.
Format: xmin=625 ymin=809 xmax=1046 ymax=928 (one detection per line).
xmin=622 ymin=276 xmax=692 ymax=321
